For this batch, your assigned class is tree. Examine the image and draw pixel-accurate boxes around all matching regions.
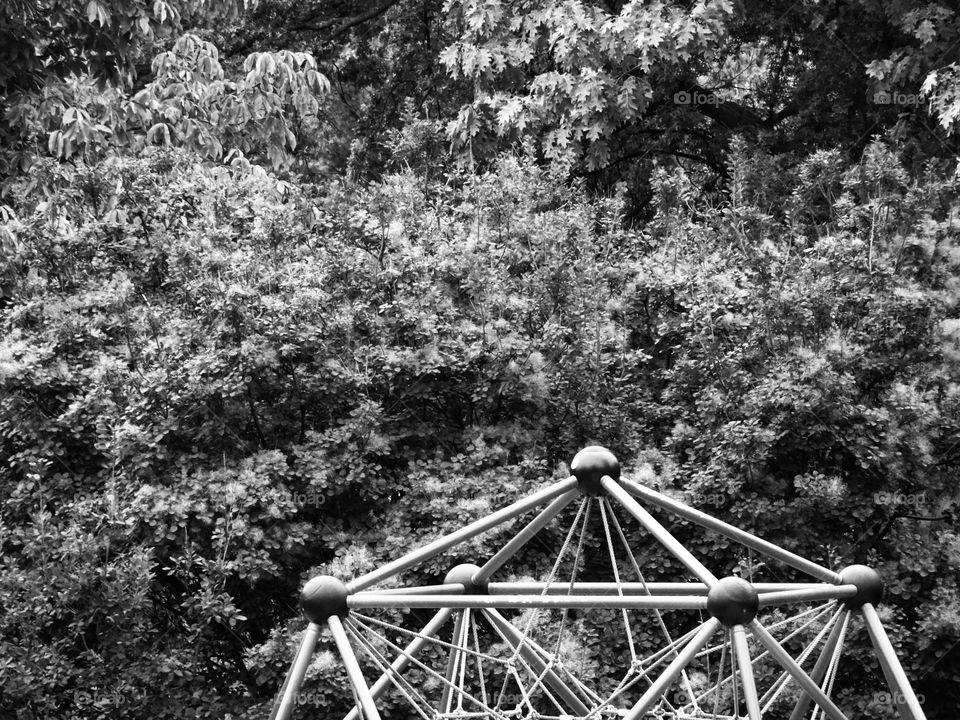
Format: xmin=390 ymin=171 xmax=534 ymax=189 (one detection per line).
xmin=0 ymin=0 xmax=252 ymax=175
xmin=213 ymin=0 xmax=464 ymax=179
xmin=39 ymin=34 xmax=331 ymax=169
xmin=440 ymin=0 xmax=960 ymax=190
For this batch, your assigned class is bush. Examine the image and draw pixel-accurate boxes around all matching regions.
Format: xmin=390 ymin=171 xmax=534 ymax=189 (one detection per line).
xmin=1 ymin=138 xmax=958 ymax=718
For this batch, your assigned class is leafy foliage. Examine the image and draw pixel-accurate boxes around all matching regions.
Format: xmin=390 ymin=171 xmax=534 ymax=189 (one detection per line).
xmin=437 ymin=0 xmax=960 ymax=184
xmin=2 ymin=135 xmax=960 ymax=717
xmin=9 ymin=35 xmax=329 ymax=177
xmin=129 ymin=34 xmax=329 ymax=168
xmin=0 ymin=0 xmax=251 ymax=92
xmin=440 ymin=0 xmax=734 ymax=168
xmin=0 ymin=0 xmax=256 ymax=177
xmin=4 ymin=1 xmax=960 ymax=719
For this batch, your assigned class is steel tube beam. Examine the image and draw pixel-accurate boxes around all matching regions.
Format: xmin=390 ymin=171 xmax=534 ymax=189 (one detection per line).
xmin=364 ymin=584 xmax=465 ymax=596
xmin=343 ymin=608 xmax=454 ymax=720
xmin=269 ymin=622 xmax=321 ymax=720
xmin=788 ymin=608 xmax=849 ymax=720
xmin=439 ymin=610 xmax=467 ymax=714
xmin=486 ymin=581 xmax=832 ymax=596
xmin=748 ymin=618 xmax=848 ymax=720
xmin=329 ymin=615 xmax=382 ymax=720
xmin=758 ymin=585 xmax=858 ymax=607
xmin=602 ymin=475 xmax=718 ymax=587
xmin=268 ymin=646 xmax=299 ymax=720
xmin=347 ymin=593 xmax=709 ymax=610
xmin=623 ymin=618 xmax=722 ymax=720
xmin=346 ymin=476 xmax=578 ymax=593
xmin=619 ymin=477 xmax=844 ymax=584
xmin=733 ymin=624 xmax=762 ymax=720
xmin=472 ymin=490 xmax=578 ymax=585
xmin=482 ymin=608 xmax=592 ymax=716
xmin=862 ymin=602 xmax=927 ymax=720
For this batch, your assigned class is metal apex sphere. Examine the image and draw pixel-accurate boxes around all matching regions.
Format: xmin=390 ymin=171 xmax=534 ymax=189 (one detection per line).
xmin=839 ymin=564 xmax=884 ymax=608
xmin=444 ymin=563 xmax=488 ymax=594
xmin=300 ymin=575 xmax=349 ymax=623
xmin=571 ymin=446 xmax=620 ymax=496
xmin=707 ymin=576 xmax=759 ymax=627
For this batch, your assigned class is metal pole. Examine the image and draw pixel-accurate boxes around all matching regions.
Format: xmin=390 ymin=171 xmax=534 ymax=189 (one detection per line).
xmin=439 ymin=610 xmax=466 ymax=714
xmin=269 ymin=622 xmax=321 ymax=720
xmin=861 ymin=602 xmax=927 ymax=720
xmin=471 ymin=490 xmax=578 ymax=585
xmin=347 ymin=593 xmax=709 ymax=610
xmin=758 ymin=585 xmax=858 ymax=607
xmin=619 ymin=477 xmax=844 ymax=584
xmin=346 ymin=476 xmax=578 ymax=593
xmin=488 ymin=581 xmax=708 ymax=595
xmin=623 ymin=618 xmax=722 ymax=720
xmin=486 ymin=581 xmax=831 ymax=595
xmin=362 ymin=584 xmax=465 ymax=596
xmin=601 ymin=475 xmax=718 ymax=587
xmin=732 ymin=624 xmax=762 ymax=720
xmin=268 ymin=645 xmax=298 ymax=720
xmin=482 ymin=608 xmax=592 ymax=716
xmin=788 ymin=608 xmax=849 ymax=720
xmin=328 ymin=615 xmax=382 ymax=720
xmin=489 ymin=580 xmax=706 ymax=595
xmin=748 ymin=618 xmax=848 ymax=720
xmin=343 ymin=608 xmax=454 ymax=720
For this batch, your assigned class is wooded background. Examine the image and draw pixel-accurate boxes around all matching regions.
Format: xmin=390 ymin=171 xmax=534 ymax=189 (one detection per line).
xmin=1 ymin=1 xmax=959 ymax=718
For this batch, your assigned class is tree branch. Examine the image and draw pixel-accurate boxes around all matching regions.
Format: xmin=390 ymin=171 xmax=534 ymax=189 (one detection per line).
xmin=291 ymin=1 xmax=398 ymax=40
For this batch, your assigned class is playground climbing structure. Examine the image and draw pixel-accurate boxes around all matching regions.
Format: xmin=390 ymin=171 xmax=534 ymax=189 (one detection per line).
xmin=270 ymin=447 xmax=927 ymax=720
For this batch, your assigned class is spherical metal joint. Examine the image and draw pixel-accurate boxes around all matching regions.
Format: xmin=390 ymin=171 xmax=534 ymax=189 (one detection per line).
xmin=838 ymin=564 xmax=884 ymax=608
xmin=571 ymin=446 xmax=620 ymax=496
xmin=444 ymin=563 xmax=488 ymax=594
xmin=707 ymin=576 xmax=759 ymax=627
xmin=300 ymin=575 xmax=349 ymax=623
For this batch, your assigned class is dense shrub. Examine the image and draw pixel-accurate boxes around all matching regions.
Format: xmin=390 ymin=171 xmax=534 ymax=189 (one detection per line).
xmin=1 ymin=138 xmax=959 ymax=718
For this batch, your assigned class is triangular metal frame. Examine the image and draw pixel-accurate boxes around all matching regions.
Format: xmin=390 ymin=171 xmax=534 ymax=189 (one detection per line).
xmin=269 ymin=447 xmax=927 ymax=720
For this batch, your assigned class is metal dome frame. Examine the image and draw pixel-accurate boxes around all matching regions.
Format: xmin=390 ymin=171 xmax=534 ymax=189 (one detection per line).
xmin=269 ymin=447 xmax=927 ymax=720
